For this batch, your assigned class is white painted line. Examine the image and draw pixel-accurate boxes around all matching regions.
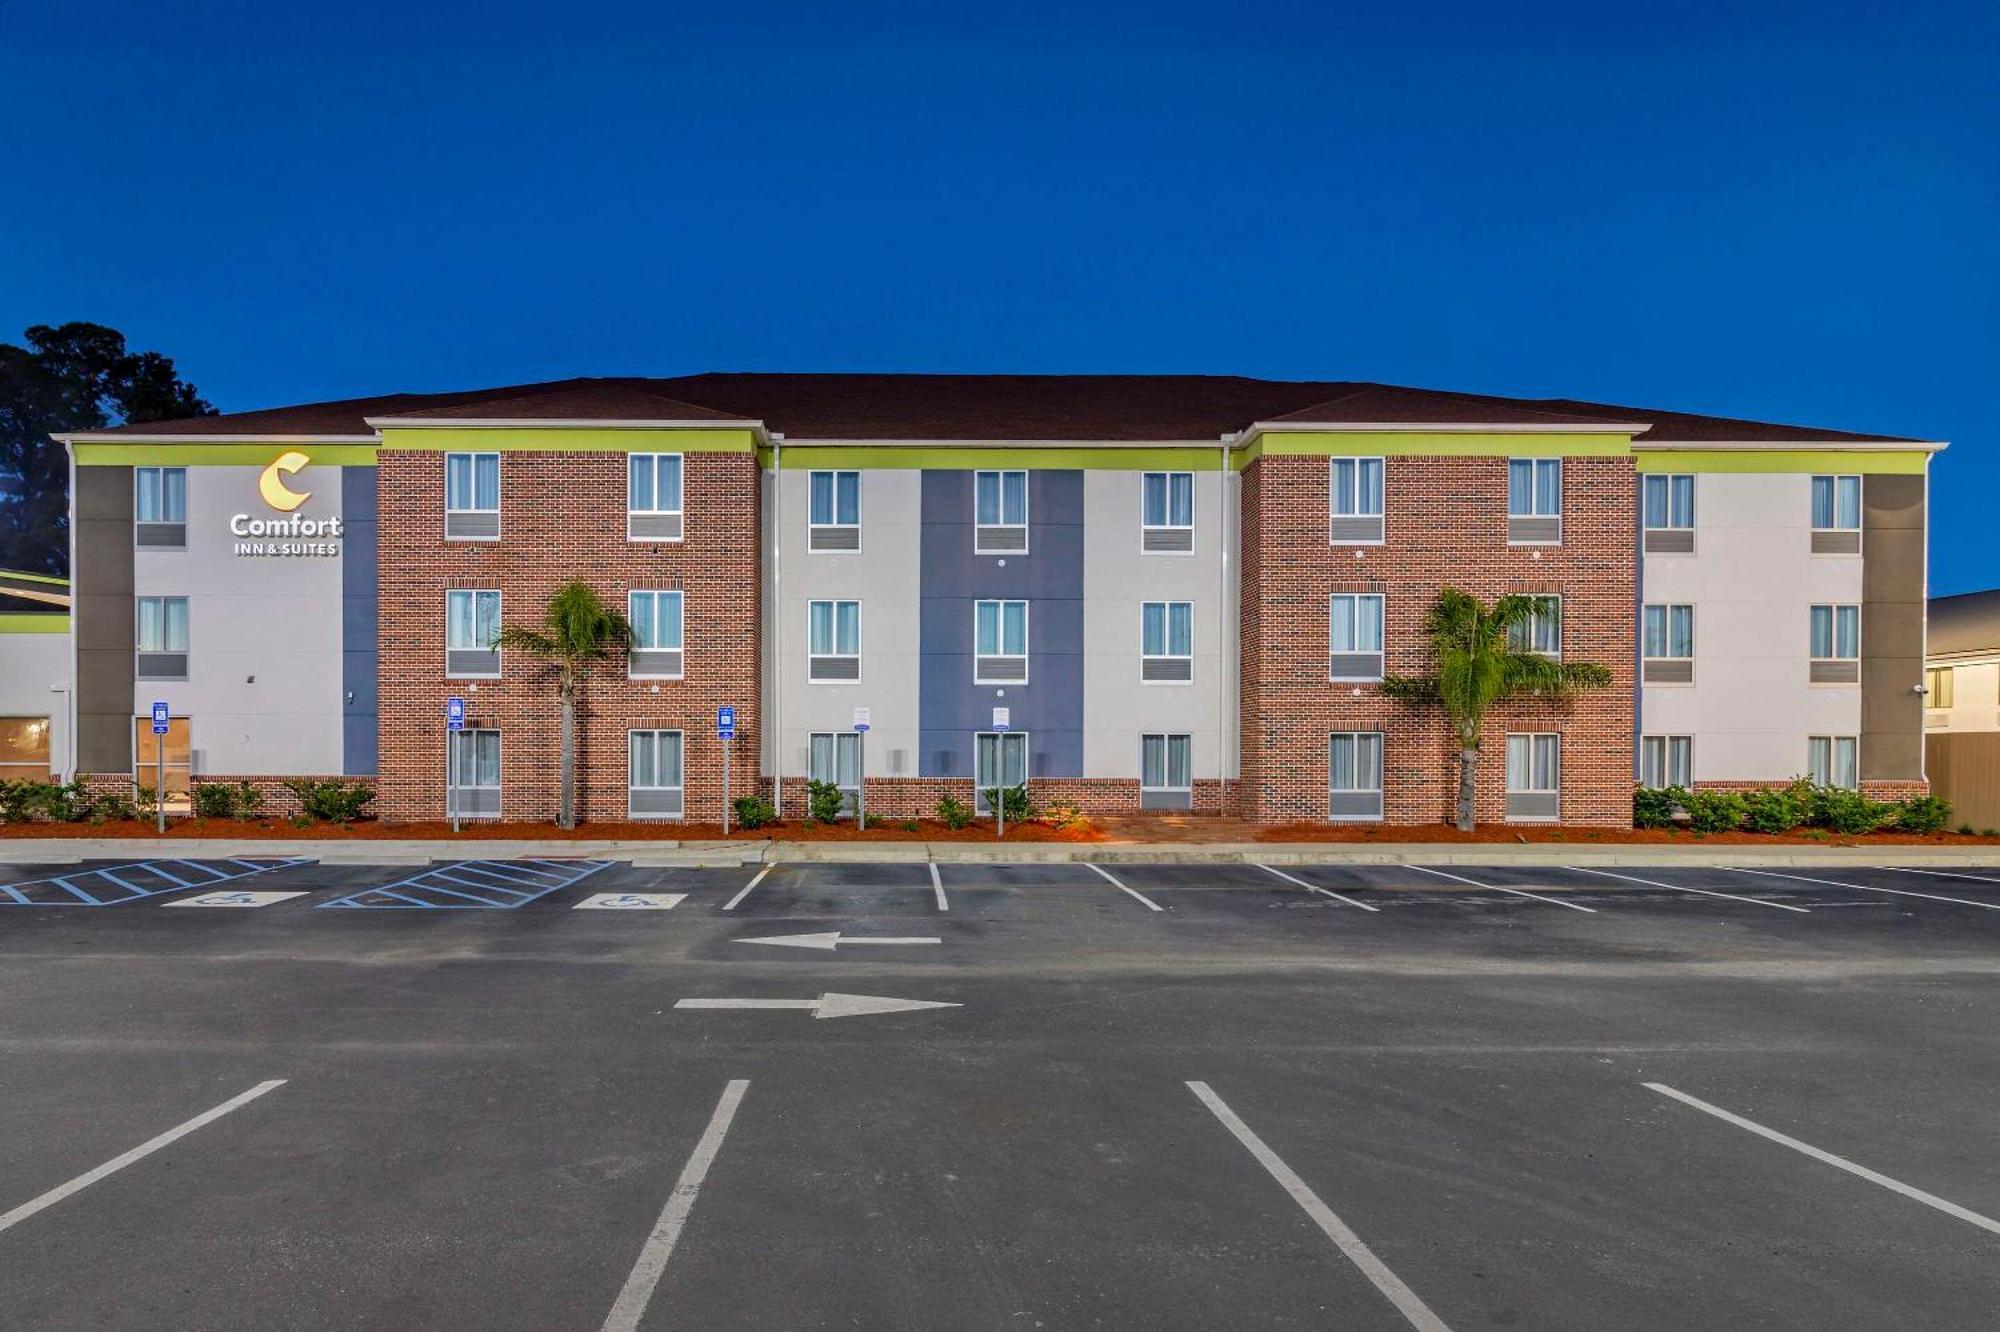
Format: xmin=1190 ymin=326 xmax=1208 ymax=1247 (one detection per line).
xmin=735 ymin=931 xmax=941 ymax=952
xmin=928 ymin=861 xmax=949 ymax=912
xmin=1087 ymin=861 xmax=1164 ymax=911
xmin=720 ymin=865 xmax=773 ymax=912
xmin=1188 ymin=1081 xmax=1450 ymax=1332
xmin=1645 ymin=1082 xmax=2000 ymax=1236
xmin=601 ymin=1079 xmax=750 ymax=1332
xmin=1728 ymin=867 xmax=2000 ymax=911
xmin=0 ymin=1080 xmax=285 ymax=1236
xmin=675 ymin=992 xmax=960 ymax=1020
xmin=575 ymin=893 xmax=687 ymax=911
xmin=1564 ymin=866 xmax=1810 ymax=913
xmin=1407 ymin=864 xmax=1596 ymax=912
xmin=163 ymin=891 xmax=311 ymax=908
xmin=1257 ymin=864 xmax=1380 ymax=911
xmin=1890 ymin=866 xmax=2000 ymax=888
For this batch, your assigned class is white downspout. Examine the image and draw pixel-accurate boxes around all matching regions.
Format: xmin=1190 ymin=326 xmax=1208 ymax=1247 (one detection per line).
xmin=770 ymin=438 xmax=783 ymax=817
xmin=1219 ymin=435 xmax=1232 ymax=812
xmin=63 ymin=440 xmax=78 ymax=782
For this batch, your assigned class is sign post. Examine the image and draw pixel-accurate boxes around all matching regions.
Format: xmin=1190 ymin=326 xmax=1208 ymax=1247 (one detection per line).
xmin=150 ymin=701 xmax=169 ymax=834
xmin=852 ymin=707 xmax=871 ymax=827
xmin=991 ymin=706 xmax=1010 ymax=839
xmin=446 ymin=697 xmax=465 ymax=834
xmin=717 ymin=706 xmax=737 ymax=835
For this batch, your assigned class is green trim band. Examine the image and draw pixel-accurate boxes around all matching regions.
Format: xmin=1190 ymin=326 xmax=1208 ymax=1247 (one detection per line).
xmin=1238 ymin=431 xmax=1637 ymax=466
xmin=776 ymin=445 xmax=1229 ymax=471
xmin=1634 ymin=449 xmax=1931 ymax=475
xmin=0 ymin=569 xmax=69 ymax=586
xmin=0 ymin=613 xmax=69 ymax=634
xmin=74 ymin=443 xmax=381 ymax=467
xmin=377 ymin=427 xmax=756 ymax=453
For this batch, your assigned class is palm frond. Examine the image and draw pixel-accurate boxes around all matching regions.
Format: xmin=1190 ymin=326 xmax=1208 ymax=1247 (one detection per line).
xmin=493 ymin=626 xmax=558 ymax=657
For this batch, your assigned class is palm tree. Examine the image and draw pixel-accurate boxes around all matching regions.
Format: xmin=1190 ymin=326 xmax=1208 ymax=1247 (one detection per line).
xmin=1379 ymin=589 xmax=1611 ymax=831
xmin=495 ymin=580 xmax=630 ymax=829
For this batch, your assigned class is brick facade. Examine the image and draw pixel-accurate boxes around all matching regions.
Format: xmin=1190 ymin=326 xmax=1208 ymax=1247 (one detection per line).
xmin=374 ymin=449 xmax=761 ymax=823
xmin=1239 ymin=453 xmax=1638 ymax=827
xmin=798 ymin=776 xmax=1240 ymax=821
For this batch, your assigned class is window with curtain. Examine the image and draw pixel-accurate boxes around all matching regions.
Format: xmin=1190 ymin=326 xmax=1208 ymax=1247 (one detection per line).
xmin=628 ymin=454 xmax=684 ymax=515
xmin=1141 ymin=602 xmax=1192 ymax=657
xmin=1141 ymin=734 xmax=1192 ymax=790
xmin=1506 ymin=733 xmax=1560 ymax=792
xmin=445 ymin=453 xmax=500 ymax=511
xmin=1507 ymin=597 xmax=1562 ymax=656
xmin=445 ymin=590 xmax=500 ymax=649
xmin=1808 ymin=736 xmax=1858 ymax=789
xmin=1328 ymin=594 xmax=1385 ymax=652
xmin=1809 ymin=605 xmax=1860 ymax=659
xmin=1641 ymin=474 xmax=1694 ymax=530
xmin=809 ymin=470 xmax=860 ymax=525
xmin=808 ymin=600 xmax=860 ymax=656
xmin=135 ymin=597 xmax=189 ymax=652
xmin=1642 ymin=604 xmax=1694 ymax=659
xmin=629 ymin=730 xmax=684 ymax=789
xmin=1142 ymin=472 xmax=1194 ymax=528
xmin=629 ymin=590 xmax=685 ymax=650
xmin=1507 ymin=458 xmax=1562 ymax=516
xmin=974 ymin=601 xmax=1028 ymax=655
xmin=1926 ymin=666 xmax=1954 ymax=709
xmin=1328 ymin=732 xmax=1384 ymax=792
xmin=1810 ymin=475 xmax=1862 ymax=530
xmin=135 ymin=467 xmax=187 ymax=522
xmin=1640 ymin=735 xmax=1692 ymax=789
xmin=1329 ymin=457 xmax=1385 ymax=517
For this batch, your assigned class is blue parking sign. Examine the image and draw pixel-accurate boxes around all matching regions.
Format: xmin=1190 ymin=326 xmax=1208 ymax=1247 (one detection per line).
xmin=446 ymin=696 xmax=465 ymax=731
xmin=717 ymin=705 xmax=736 ymax=740
xmin=151 ymin=701 xmax=170 ymax=735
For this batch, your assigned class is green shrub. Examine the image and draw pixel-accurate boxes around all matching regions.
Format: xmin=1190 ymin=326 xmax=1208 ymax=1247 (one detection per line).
xmin=1894 ymin=794 xmax=1952 ymax=835
xmin=1959 ymin=824 xmax=1975 ymax=836
xmin=936 ymin=794 xmax=974 ymax=830
xmin=193 ymin=781 xmax=263 ymax=820
xmin=982 ymin=783 xmax=1032 ymax=824
xmin=1740 ymin=785 xmax=1804 ymax=835
xmin=1682 ymin=789 xmax=1746 ymax=833
xmin=804 ymin=779 xmax=846 ymax=825
xmin=731 ymin=795 xmax=776 ymax=829
xmin=0 ymin=779 xmax=87 ymax=823
xmin=1633 ymin=785 xmax=1683 ymax=829
xmin=1813 ymin=786 xmax=1890 ymax=835
xmin=86 ymin=791 xmax=137 ymax=823
xmin=899 ymin=819 xmax=920 ymax=832
xmin=281 ymin=778 xmax=374 ymax=824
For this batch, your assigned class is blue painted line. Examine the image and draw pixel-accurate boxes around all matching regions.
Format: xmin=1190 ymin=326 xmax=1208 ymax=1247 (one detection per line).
xmin=0 ymin=858 xmax=312 ymax=906
xmin=50 ymin=877 xmax=104 ymax=905
xmin=96 ymin=870 xmax=151 ymax=897
xmin=437 ymin=866 xmax=542 ymax=891
xmin=460 ymin=862 xmax=566 ymax=886
xmin=145 ymin=862 xmax=196 ymax=886
xmin=404 ymin=879 xmax=516 ymax=905
xmin=1 ymin=883 xmax=31 ymax=904
xmin=426 ymin=870 xmax=532 ymax=899
xmin=318 ymin=858 xmax=615 ymax=910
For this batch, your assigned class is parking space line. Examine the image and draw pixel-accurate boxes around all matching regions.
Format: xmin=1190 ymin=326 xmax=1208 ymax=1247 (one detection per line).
xmin=1256 ymin=864 xmax=1381 ymax=912
xmin=601 ymin=1079 xmax=750 ymax=1332
xmin=1645 ymin=1082 xmax=2000 ymax=1236
xmin=1087 ymin=862 xmax=1165 ymax=911
xmin=1564 ymin=866 xmax=1810 ymax=913
xmin=1727 ymin=867 xmax=2000 ymax=911
xmin=1187 ymin=1081 xmax=1450 ymax=1332
xmin=720 ymin=865 xmax=773 ymax=911
xmin=1891 ymin=866 xmax=2000 ymax=888
xmin=0 ymin=858 xmax=313 ymax=907
xmin=0 ymin=1080 xmax=286 ymax=1237
xmin=929 ymin=861 xmax=949 ymax=912
xmin=1406 ymin=864 xmax=1597 ymax=912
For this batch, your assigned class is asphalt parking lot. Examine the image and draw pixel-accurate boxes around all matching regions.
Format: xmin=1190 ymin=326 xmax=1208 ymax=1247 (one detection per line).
xmin=2 ymin=858 xmax=1998 ymax=1329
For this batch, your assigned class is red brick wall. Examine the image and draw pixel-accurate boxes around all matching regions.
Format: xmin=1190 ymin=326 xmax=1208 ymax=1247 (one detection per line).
xmin=830 ymin=776 xmax=1237 ymax=819
xmin=375 ymin=449 xmax=761 ymax=823
xmin=1239 ymin=453 xmax=1637 ymax=827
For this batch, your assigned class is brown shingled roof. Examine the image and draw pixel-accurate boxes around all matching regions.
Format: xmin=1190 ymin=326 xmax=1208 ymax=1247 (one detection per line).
xmin=383 ymin=382 xmax=750 ymax=423
xmin=1928 ymin=590 xmax=2000 ymax=658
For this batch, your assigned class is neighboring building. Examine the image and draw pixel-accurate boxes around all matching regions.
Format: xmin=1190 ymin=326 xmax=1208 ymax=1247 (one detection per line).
xmin=1923 ymin=590 xmax=2000 ymax=734
xmin=0 ymin=571 xmax=72 ymax=785
xmin=32 ymin=374 xmax=1941 ymax=825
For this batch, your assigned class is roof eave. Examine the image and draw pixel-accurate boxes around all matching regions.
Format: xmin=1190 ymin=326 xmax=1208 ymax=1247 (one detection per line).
xmin=1630 ymin=438 xmax=1947 ymax=452
xmin=52 ymin=432 xmax=380 ymax=444
xmin=1246 ymin=419 xmax=1650 ymax=435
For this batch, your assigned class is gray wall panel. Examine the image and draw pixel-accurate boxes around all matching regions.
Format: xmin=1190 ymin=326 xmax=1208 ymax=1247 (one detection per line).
xmin=341 ymin=467 xmax=380 ymax=775
xmin=1861 ymin=473 xmax=1926 ymax=781
xmin=74 ymin=466 xmax=134 ymax=772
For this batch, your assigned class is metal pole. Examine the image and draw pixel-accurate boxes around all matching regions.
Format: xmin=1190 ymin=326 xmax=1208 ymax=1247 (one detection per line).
xmin=155 ymin=725 xmax=165 ymax=835
xmin=857 ymin=732 xmax=866 ymax=829
xmin=449 ymin=730 xmax=460 ymax=834
xmin=723 ymin=739 xmax=731 ymax=836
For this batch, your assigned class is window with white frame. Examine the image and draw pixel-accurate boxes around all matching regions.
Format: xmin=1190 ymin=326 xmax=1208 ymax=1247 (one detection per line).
xmin=1506 ymin=458 xmax=1562 ymax=543
xmin=1925 ymin=665 xmax=1954 ymax=710
xmin=1810 ymin=474 xmax=1862 ymax=554
xmin=809 ymin=731 xmax=863 ymax=816
xmin=1809 ymin=603 xmax=1860 ymax=683
xmin=807 ymin=599 xmax=861 ymax=681
xmin=808 ymin=470 xmax=860 ymax=551
xmin=628 ymin=730 xmax=685 ymax=819
xmin=133 ymin=715 xmax=192 ymax=811
xmin=1328 ymin=593 xmax=1385 ymax=681
xmin=974 ymin=470 xmax=1028 ymax=552
xmin=1505 ymin=732 xmax=1560 ymax=820
xmin=628 ymin=453 xmax=684 ymax=541
xmin=628 ymin=590 xmax=685 ymax=678
xmin=134 ymin=466 xmax=188 ymax=548
xmin=1141 ymin=472 xmax=1194 ymax=553
xmin=444 ymin=452 xmax=500 ymax=540
xmin=974 ymin=599 xmax=1028 ymax=683
xmin=1641 ymin=473 xmax=1694 ymax=553
xmin=447 ymin=728 xmax=501 ymax=818
xmin=1507 ymin=595 xmax=1562 ymax=658
xmin=974 ymin=731 xmax=1028 ymax=812
xmin=1641 ymin=603 xmax=1694 ymax=683
xmin=445 ymin=589 xmax=501 ymax=677
xmin=1328 ymin=731 xmax=1384 ymax=821
xmin=1141 ymin=601 xmax=1192 ymax=682
xmin=135 ymin=596 xmax=189 ymax=680
xmin=0 ymin=716 xmax=52 ymax=782
xmin=1808 ymin=735 xmax=1859 ymax=790
xmin=1329 ymin=457 xmax=1385 ymax=543
xmin=1640 ymin=735 xmax=1692 ymax=789
xmin=1140 ymin=733 xmax=1193 ymax=809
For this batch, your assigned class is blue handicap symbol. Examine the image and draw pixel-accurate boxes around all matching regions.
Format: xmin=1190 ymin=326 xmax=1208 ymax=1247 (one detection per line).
xmin=208 ymin=892 xmax=257 ymax=905
xmin=604 ymin=894 xmax=652 ymax=907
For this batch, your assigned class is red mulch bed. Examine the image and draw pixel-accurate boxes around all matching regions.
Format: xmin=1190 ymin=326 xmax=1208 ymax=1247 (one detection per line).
xmin=1254 ymin=823 xmax=2000 ymax=847
xmin=0 ymin=816 xmax=1102 ymax=842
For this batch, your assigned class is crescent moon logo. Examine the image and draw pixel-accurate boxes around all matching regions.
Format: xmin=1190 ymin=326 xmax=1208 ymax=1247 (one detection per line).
xmin=258 ymin=451 xmax=312 ymax=511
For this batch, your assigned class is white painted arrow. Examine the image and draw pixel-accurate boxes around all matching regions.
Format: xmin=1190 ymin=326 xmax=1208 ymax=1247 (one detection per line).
xmin=734 ymin=931 xmax=942 ymax=953
xmin=674 ymin=992 xmax=961 ymax=1020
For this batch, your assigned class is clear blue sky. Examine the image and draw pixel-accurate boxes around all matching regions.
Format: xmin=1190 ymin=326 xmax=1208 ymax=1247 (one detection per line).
xmin=4 ymin=0 xmax=1994 ymax=591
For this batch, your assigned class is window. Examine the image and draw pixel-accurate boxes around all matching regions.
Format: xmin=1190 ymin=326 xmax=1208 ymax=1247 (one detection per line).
xmin=134 ymin=466 xmax=187 ymax=548
xmin=1328 ymin=593 xmax=1385 ymax=681
xmin=445 ymin=590 xmax=502 ymax=677
xmin=1810 ymin=474 xmax=1862 ymax=554
xmin=809 ymin=731 xmax=863 ymax=816
xmin=974 ymin=470 xmax=1029 ymax=552
xmin=1641 ymin=474 xmax=1695 ymax=553
xmin=1809 ymin=604 xmax=1860 ymax=683
xmin=1141 ymin=601 xmax=1193 ymax=682
xmin=629 ymin=730 xmax=685 ymax=819
xmin=0 ymin=716 xmax=52 ymax=782
xmin=628 ymin=590 xmax=685 ymax=678
xmin=1507 ymin=596 xmax=1562 ymax=658
xmin=1808 ymin=735 xmax=1859 ymax=790
xmin=1329 ymin=457 xmax=1385 ymax=543
xmin=1507 ymin=458 xmax=1562 ymax=543
xmin=133 ymin=715 xmax=192 ymax=813
xmin=444 ymin=453 xmax=500 ymax=540
xmin=1505 ymin=733 xmax=1560 ymax=820
xmin=1641 ymin=603 xmax=1694 ymax=683
xmin=808 ymin=470 xmax=860 ymax=552
xmin=628 ymin=454 xmax=684 ymax=541
xmin=1328 ymin=731 xmax=1384 ymax=821
xmin=1640 ymin=735 xmax=1693 ymax=789
xmin=974 ymin=599 xmax=1029 ymax=683
xmin=974 ymin=731 xmax=1028 ymax=812
xmin=1141 ymin=472 xmax=1195 ymax=553
xmin=135 ymin=596 xmax=189 ymax=680
xmin=448 ymin=729 xmax=501 ymax=818
xmin=1141 ymin=734 xmax=1193 ymax=810
xmin=807 ymin=599 xmax=861 ymax=682
xmin=1926 ymin=665 xmax=1954 ymax=709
